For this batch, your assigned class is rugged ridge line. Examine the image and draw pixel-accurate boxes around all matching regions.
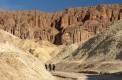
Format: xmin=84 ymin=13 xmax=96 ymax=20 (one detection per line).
xmin=0 ymin=4 xmax=121 ymax=45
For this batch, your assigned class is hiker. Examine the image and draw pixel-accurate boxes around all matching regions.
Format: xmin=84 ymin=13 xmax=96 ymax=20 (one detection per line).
xmin=45 ymin=64 xmax=47 ymax=70
xmin=52 ymin=64 xmax=55 ymax=71
xmin=49 ymin=64 xmax=52 ymax=71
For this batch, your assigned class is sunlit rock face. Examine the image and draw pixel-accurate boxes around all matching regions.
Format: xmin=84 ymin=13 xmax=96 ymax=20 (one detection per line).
xmin=0 ymin=4 xmax=121 ymax=45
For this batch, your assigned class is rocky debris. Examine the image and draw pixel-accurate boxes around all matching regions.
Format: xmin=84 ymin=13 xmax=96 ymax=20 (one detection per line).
xmin=0 ymin=4 xmax=121 ymax=45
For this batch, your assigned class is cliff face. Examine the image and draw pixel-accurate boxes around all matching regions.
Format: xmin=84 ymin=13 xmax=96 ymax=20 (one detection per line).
xmin=0 ymin=4 xmax=121 ymax=45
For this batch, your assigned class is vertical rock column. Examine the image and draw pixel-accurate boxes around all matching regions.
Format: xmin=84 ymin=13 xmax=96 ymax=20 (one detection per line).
xmin=119 ymin=9 xmax=122 ymax=19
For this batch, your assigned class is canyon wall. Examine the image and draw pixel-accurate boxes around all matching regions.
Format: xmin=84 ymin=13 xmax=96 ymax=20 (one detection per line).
xmin=0 ymin=4 xmax=121 ymax=45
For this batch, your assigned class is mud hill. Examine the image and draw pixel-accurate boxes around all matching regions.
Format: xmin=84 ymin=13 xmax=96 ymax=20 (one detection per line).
xmin=0 ymin=4 xmax=121 ymax=45
xmin=51 ymin=20 xmax=122 ymax=74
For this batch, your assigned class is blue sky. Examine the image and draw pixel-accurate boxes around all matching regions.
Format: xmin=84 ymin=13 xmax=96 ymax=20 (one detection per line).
xmin=0 ymin=0 xmax=121 ymax=12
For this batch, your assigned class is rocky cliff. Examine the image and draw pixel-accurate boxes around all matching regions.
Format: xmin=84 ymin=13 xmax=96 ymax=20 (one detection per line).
xmin=0 ymin=4 xmax=121 ymax=45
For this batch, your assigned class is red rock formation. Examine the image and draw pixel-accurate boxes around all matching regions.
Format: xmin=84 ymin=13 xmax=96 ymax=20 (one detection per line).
xmin=0 ymin=4 xmax=121 ymax=45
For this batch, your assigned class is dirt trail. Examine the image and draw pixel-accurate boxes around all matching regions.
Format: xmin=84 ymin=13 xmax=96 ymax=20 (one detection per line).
xmin=51 ymin=71 xmax=88 ymax=80
xmin=51 ymin=71 xmax=122 ymax=80
xmin=51 ymin=71 xmax=87 ymax=80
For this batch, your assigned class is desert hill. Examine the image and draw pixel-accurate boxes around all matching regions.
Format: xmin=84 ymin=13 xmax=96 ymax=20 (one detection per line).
xmin=0 ymin=29 xmax=59 ymax=63
xmin=0 ymin=42 xmax=56 ymax=80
